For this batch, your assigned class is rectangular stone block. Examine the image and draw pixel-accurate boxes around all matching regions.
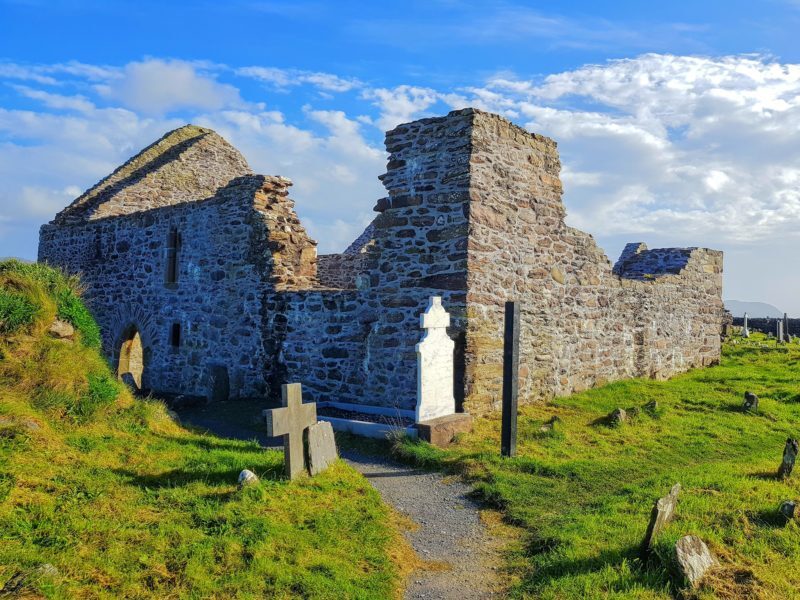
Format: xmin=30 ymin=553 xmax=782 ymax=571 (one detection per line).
xmin=307 ymin=420 xmax=338 ymax=476
xmin=416 ymin=413 xmax=473 ymax=447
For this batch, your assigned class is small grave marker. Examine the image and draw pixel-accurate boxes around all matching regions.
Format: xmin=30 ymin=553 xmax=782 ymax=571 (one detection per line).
xmin=263 ymin=383 xmax=317 ymax=480
xmin=778 ymin=438 xmax=798 ymax=479
xmin=640 ymin=483 xmax=681 ymax=557
xmin=742 ymin=312 xmax=750 ymax=338
xmin=779 ymin=500 xmax=796 ymax=521
xmin=307 ymin=421 xmax=338 ymax=476
xmin=238 ymin=469 xmax=259 ymax=487
xmin=743 ymin=391 xmax=759 ymax=412
xmin=675 ymin=535 xmax=716 ymax=588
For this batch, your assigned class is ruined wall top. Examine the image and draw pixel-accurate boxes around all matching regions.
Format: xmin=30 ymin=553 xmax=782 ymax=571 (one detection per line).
xmin=52 ymin=125 xmax=253 ymax=225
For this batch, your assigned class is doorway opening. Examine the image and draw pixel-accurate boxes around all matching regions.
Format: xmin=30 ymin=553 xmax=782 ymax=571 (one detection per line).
xmin=118 ymin=325 xmax=144 ymax=390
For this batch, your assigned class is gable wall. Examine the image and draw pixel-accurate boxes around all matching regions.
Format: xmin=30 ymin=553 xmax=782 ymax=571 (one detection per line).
xmin=39 ymin=175 xmax=314 ymax=401
xmin=463 ymin=111 xmax=724 ymax=412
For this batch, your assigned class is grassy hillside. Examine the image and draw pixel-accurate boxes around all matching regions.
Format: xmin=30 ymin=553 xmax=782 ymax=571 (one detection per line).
xmin=396 ymin=337 xmax=800 ymax=599
xmin=0 ymin=261 xmax=402 ymax=599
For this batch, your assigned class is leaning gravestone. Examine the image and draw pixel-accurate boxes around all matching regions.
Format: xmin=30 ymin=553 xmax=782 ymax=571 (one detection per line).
xmin=743 ymin=391 xmax=759 ymax=412
xmin=640 ymin=483 xmax=681 ymax=557
xmin=307 ymin=421 xmax=338 ymax=476
xmin=778 ymin=438 xmax=799 ymax=478
xmin=676 ymin=535 xmax=716 ymax=588
xmin=263 ymin=383 xmax=317 ymax=480
xmin=415 ymin=296 xmax=456 ymax=422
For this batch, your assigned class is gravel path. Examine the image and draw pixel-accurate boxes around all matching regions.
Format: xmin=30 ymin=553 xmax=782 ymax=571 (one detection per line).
xmin=343 ymin=450 xmax=505 ymax=600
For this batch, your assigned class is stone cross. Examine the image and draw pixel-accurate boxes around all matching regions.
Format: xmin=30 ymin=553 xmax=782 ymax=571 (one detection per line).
xmin=415 ymin=296 xmax=456 ymax=423
xmin=263 ymin=383 xmax=317 ymax=480
xmin=742 ymin=312 xmax=749 ymax=338
xmin=778 ymin=438 xmax=798 ymax=479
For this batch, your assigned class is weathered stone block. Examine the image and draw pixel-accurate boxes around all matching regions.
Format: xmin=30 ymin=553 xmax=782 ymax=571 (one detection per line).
xmin=307 ymin=420 xmax=338 ymax=476
xmin=416 ymin=413 xmax=473 ymax=447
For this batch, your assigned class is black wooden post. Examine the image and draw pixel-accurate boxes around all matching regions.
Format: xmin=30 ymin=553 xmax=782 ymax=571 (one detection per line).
xmin=501 ymin=301 xmax=520 ymax=457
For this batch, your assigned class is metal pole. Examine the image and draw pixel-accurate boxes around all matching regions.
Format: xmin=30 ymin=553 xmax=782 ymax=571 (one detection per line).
xmin=501 ymin=301 xmax=520 ymax=457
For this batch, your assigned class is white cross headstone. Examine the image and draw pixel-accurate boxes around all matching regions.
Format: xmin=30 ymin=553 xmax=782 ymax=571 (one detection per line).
xmin=742 ymin=312 xmax=750 ymax=338
xmin=415 ymin=297 xmax=456 ymax=423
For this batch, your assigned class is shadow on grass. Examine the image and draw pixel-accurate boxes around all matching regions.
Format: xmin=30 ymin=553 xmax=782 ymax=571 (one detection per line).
xmin=748 ymin=470 xmax=779 ymax=481
xmin=516 ymin=541 xmax=671 ymax=597
xmin=113 ymin=463 xmax=284 ymax=489
xmin=748 ymin=509 xmax=789 ymax=528
xmin=155 ymin=433 xmax=272 ymax=454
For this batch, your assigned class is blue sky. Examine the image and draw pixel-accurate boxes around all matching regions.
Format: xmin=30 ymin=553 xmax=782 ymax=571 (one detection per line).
xmin=1 ymin=1 xmax=800 ymax=312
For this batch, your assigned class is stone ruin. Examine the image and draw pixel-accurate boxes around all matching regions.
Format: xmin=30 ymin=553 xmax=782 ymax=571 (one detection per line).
xmin=38 ymin=108 xmax=725 ymax=415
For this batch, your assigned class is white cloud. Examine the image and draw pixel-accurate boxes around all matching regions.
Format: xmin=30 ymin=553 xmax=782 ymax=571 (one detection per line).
xmin=362 ymin=85 xmax=442 ymax=130
xmin=237 ymin=66 xmax=361 ymax=92
xmin=3 ymin=54 xmax=800 ymax=310
xmin=12 ymin=85 xmax=95 ymax=112
xmin=97 ymin=59 xmax=243 ymax=114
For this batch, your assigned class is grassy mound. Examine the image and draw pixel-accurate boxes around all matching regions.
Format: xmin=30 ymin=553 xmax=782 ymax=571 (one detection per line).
xmin=396 ymin=336 xmax=800 ymax=599
xmin=0 ymin=261 xmax=401 ymax=598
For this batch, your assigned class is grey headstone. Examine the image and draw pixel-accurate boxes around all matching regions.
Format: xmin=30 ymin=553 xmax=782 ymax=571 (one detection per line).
xmin=778 ymin=438 xmax=798 ymax=478
xmin=675 ymin=535 xmax=716 ymax=588
xmin=743 ymin=391 xmax=758 ymax=412
xmin=779 ymin=500 xmax=796 ymax=521
xmin=609 ymin=408 xmax=627 ymax=425
xmin=641 ymin=483 xmax=681 ymax=557
xmin=643 ymin=400 xmax=659 ymax=414
xmin=307 ymin=420 xmax=338 ymax=476
xmin=238 ymin=469 xmax=259 ymax=487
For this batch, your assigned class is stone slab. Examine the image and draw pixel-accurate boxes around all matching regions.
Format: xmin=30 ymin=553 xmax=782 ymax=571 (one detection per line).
xmin=307 ymin=420 xmax=338 ymax=476
xmin=416 ymin=413 xmax=473 ymax=447
xmin=640 ymin=483 xmax=681 ymax=557
xmin=676 ymin=535 xmax=716 ymax=588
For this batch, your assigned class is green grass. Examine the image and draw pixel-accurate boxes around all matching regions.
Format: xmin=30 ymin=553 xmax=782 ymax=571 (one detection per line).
xmin=0 ymin=262 xmax=403 ymax=599
xmin=395 ymin=336 xmax=800 ymax=599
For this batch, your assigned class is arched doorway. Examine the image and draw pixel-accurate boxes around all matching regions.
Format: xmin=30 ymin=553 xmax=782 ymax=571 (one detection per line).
xmin=118 ymin=325 xmax=144 ymax=390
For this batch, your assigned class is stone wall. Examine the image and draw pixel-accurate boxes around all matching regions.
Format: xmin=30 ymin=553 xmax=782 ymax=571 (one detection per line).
xmin=463 ymin=110 xmax=724 ymax=411
xmin=39 ymin=109 xmax=725 ymax=415
xmin=39 ymin=174 xmax=317 ymax=401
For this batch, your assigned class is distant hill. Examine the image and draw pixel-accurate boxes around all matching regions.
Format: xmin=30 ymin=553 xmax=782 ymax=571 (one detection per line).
xmin=0 ymin=257 xmax=33 ymax=263
xmin=724 ymin=300 xmax=784 ymax=318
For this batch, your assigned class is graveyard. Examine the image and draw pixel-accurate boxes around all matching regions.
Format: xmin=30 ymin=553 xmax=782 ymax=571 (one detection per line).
xmin=394 ymin=333 xmax=800 ymax=598
xmin=0 ymin=261 xmax=405 ymax=598
xmin=1 ymin=258 xmax=798 ymax=598
xmin=3 ymin=4 xmax=800 ymax=597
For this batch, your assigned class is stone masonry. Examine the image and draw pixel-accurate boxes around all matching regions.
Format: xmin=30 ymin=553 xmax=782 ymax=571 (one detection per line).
xmin=39 ymin=109 xmax=725 ymax=413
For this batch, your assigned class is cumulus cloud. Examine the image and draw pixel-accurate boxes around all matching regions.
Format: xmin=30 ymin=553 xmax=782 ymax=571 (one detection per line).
xmin=3 ymin=53 xmax=800 ymax=309
xmin=363 ymin=85 xmax=444 ymax=131
xmin=97 ymin=59 xmax=243 ymax=114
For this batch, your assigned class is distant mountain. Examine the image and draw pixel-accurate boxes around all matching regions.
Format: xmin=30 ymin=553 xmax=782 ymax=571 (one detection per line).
xmin=0 ymin=257 xmax=33 ymax=263
xmin=725 ymin=300 xmax=784 ymax=318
